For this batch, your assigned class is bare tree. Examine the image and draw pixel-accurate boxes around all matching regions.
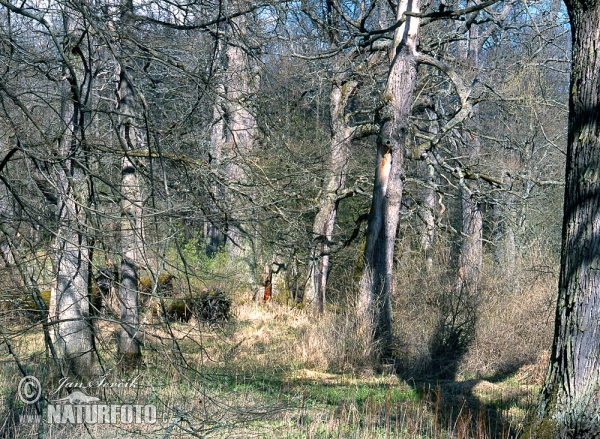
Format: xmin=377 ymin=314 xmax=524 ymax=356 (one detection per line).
xmin=303 ymin=48 xmax=379 ymax=312
xmin=417 ymin=106 xmax=439 ymax=270
xmin=357 ymin=0 xmax=421 ymax=358
xmin=456 ymin=18 xmax=483 ymax=297
xmin=207 ymin=8 xmax=258 ymax=263
xmin=115 ymin=31 xmax=143 ymax=366
xmin=50 ymin=8 xmax=95 ymax=377
xmin=304 ymin=70 xmax=359 ymax=312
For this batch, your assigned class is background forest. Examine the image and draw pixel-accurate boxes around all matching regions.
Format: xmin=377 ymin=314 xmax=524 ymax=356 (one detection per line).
xmin=0 ymin=0 xmax=572 ymax=437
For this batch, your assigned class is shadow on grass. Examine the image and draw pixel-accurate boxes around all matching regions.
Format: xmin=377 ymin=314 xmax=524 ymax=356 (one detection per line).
xmin=394 ymin=327 xmax=537 ymax=439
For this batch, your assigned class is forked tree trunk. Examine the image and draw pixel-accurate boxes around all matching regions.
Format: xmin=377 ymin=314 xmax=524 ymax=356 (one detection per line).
xmin=304 ymin=75 xmax=358 ymax=313
xmin=50 ymin=26 xmax=94 ymax=376
xmin=524 ymin=1 xmax=600 ymax=436
xmin=358 ymin=0 xmax=420 ymax=358
xmin=116 ymin=61 xmax=142 ymax=367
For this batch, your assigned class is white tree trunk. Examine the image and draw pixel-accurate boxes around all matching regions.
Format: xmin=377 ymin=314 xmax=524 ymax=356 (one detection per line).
xmin=50 ymin=26 xmax=94 ymax=375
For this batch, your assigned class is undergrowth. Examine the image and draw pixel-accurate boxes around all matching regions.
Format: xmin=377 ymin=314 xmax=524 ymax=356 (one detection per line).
xmin=0 ymin=296 xmax=545 ymax=438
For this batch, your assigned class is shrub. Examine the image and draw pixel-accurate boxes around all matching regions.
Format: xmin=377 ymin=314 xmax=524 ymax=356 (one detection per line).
xmin=163 ymin=298 xmax=192 ymax=322
xmin=190 ymin=289 xmax=232 ymax=323
xmin=150 ymin=289 xmax=233 ymax=323
xmin=139 ymin=273 xmax=175 ymax=298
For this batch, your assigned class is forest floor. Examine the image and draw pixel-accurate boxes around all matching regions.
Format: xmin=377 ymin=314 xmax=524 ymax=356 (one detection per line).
xmin=0 ymin=302 xmax=542 ymax=438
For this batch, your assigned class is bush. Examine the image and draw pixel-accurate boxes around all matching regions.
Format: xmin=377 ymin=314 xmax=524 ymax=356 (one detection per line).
xmin=151 ymin=289 xmax=233 ymax=323
xmin=161 ymin=298 xmax=192 ymax=322
xmin=190 ymin=289 xmax=232 ymax=323
xmin=139 ymin=273 xmax=175 ymax=299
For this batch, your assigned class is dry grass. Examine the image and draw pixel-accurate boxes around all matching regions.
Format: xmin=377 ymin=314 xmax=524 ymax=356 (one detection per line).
xmin=1 ymin=288 xmax=544 ymax=438
xmin=392 ymin=246 xmax=555 ymax=382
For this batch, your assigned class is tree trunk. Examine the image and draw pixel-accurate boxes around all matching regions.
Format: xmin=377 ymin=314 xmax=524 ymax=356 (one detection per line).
xmin=524 ymin=1 xmax=600 ymax=436
xmin=457 ymin=181 xmax=482 ymax=294
xmin=492 ymin=173 xmax=516 ymax=275
xmin=116 ymin=60 xmax=142 ymax=367
xmin=224 ymin=25 xmax=257 ymax=260
xmin=456 ymin=21 xmax=482 ymax=297
xmin=419 ymin=107 xmax=438 ymax=270
xmin=206 ymin=33 xmax=228 ymax=257
xmin=206 ymin=79 xmax=226 ymax=256
xmin=304 ymin=76 xmax=358 ymax=313
xmin=50 ymin=29 xmax=94 ymax=376
xmin=420 ymin=162 xmax=436 ymax=270
xmin=0 ymin=183 xmax=15 ymax=266
xmin=358 ymin=0 xmax=420 ymax=359
xmin=207 ymin=14 xmax=258 ymax=264
xmin=53 ymin=167 xmax=94 ymax=377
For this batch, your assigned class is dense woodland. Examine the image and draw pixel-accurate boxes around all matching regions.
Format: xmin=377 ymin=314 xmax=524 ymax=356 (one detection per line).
xmin=0 ymin=0 xmax=599 ymax=437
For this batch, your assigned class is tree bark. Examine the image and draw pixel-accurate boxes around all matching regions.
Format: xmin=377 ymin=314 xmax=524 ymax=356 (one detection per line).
xmin=358 ymin=0 xmax=420 ymax=359
xmin=304 ymin=75 xmax=358 ymax=313
xmin=492 ymin=173 xmax=516 ymax=275
xmin=206 ymin=80 xmax=226 ymax=256
xmin=206 ymin=13 xmax=258 ymax=263
xmin=524 ymin=1 xmax=600 ymax=436
xmin=457 ymin=179 xmax=482 ymax=294
xmin=50 ymin=18 xmax=94 ymax=376
xmin=419 ymin=107 xmax=438 ymax=270
xmin=116 ymin=59 xmax=142 ymax=368
xmin=0 ymin=182 xmax=15 ymax=266
xmin=456 ymin=20 xmax=482 ymax=297
xmin=223 ymin=28 xmax=257 ymax=260
xmin=420 ymin=162 xmax=436 ymax=270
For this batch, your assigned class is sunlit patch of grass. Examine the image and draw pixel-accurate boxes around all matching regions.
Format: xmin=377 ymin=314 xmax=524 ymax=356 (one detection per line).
xmin=0 ymin=302 xmax=539 ymax=438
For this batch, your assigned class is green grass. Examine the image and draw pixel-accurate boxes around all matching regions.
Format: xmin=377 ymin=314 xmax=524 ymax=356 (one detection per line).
xmin=0 ymin=305 xmax=538 ymax=439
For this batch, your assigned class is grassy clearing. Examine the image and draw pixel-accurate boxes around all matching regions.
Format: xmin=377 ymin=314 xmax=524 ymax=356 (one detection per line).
xmin=0 ymin=302 xmax=541 ymax=438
